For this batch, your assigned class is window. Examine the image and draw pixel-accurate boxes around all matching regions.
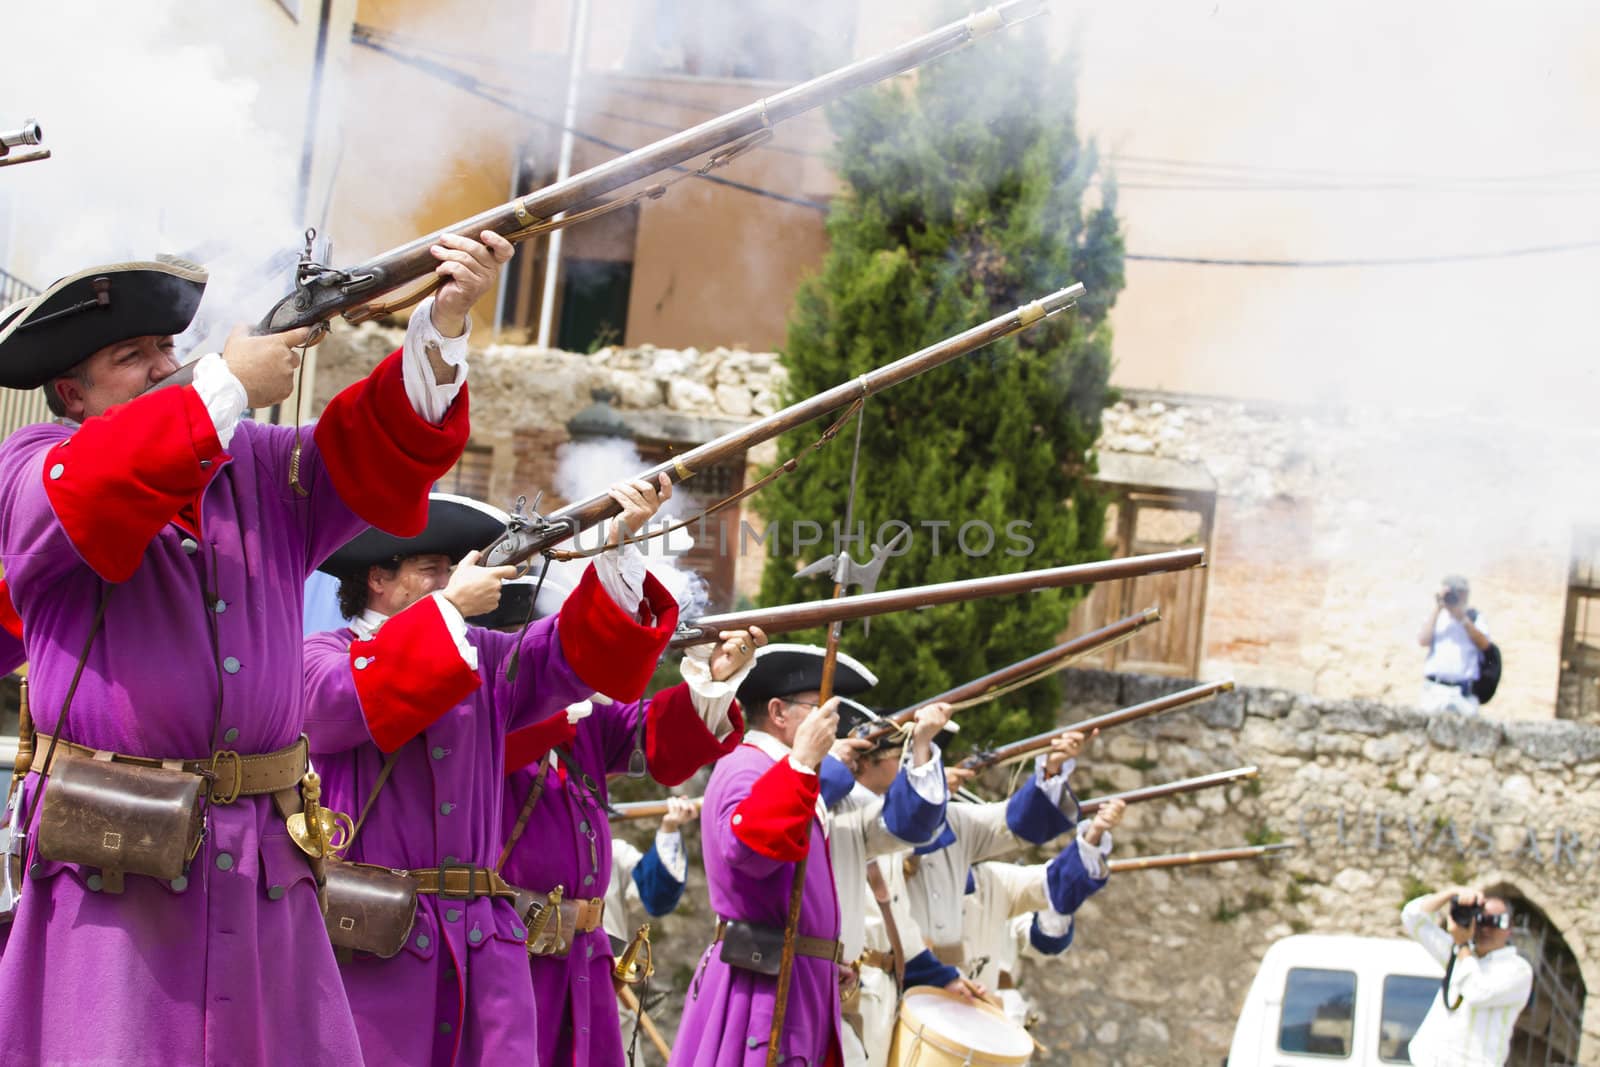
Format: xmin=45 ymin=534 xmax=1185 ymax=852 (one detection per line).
xmin=1377 ymin=975 xmax=1436 ymax=1063
xmin=557 ymin=259 xmax=633 ymax=355
xmin=1278 ymin=967 xmax=1356 ymax=1058
xmin=1557 ymin=526 xmax=1600 ymax=721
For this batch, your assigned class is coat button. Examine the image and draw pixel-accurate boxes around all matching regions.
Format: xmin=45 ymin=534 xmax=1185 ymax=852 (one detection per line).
xmin=216 ymin=852 xmax=233 ymax=871
xmin=513 ymin=926 xmax=526 ymax=939
xmin=268 ymin=884 xmax=285 ymax=900
xmin=86 ymin=874 xmax=103 ymax=892
xmin=48 ymin=463 xmax=64 ymax=480
xmin=181 ymin=538 xmax=199 ymax=555
xmin=578 ymin=820 xmax=590 ymax=833
xmin=171 ymin=876 xmax=188 ymax=892
xmin=582 ymin=874 xmax=594 ymax=887
xmin=416 ymin=934 xmax=431 ymax=950
xmin=223 ymin=727 xmax=239 ymax=743
xmin=732 ymin=814 xmax=743 ymax=825
xmin=443 ymin=855 xmax=458 ymax=865
xmin=439 ymin=802 xmax=454 ymax=816
xmin=438 ymin=1021 xmax=451 ymax=1034
xmin=468 ymin=929 xmax=483 ymax=944
xmin=431 ymin=746 xmax=446 ymax=760
xmin=354 ymin=657 xmax=370 ymax=670
xmin=445 ymin=908 xmax=461 ymax=923
xmin=748 ymin=1038 xmax=761 ymax=1049
xmin=222 ymin=657 xmax=241 ymax=674
xmin=214 ymin=599 xmax=227 ymax=614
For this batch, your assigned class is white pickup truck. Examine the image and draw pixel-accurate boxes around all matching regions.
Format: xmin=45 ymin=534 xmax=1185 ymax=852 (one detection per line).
xmin=1226 ymin=934 xmax=1444 ymax=1066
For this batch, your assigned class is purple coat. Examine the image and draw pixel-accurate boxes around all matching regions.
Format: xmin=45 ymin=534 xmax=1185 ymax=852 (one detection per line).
xmin=304 ymin=606 xmax=594 ymax=1066
xmin=669 ymin=742 xmax=842 ymax=1067
xmin=0 ymin=417 xmax=368 ymax=1066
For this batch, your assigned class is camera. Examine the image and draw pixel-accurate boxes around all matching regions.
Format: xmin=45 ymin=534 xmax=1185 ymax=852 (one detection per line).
xmin=1441 ymin=589 xmax=1462 ymax=608
xmin=1449 ymin=897 xmax=1510 ymax=930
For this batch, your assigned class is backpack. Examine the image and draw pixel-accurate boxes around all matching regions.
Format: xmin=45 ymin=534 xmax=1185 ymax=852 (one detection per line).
xmin=1468 ymin=608 xmax=1502 ymax=705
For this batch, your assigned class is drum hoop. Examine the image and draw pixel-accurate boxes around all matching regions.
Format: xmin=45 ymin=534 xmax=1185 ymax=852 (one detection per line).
xmin=901 ymin=1014 xmax=1030 ymax=1066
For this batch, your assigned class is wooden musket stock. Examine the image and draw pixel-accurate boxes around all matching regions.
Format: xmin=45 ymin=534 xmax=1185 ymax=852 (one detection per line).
xmin=1108 ymin=842 xmax=1293 ymax=874
xmin=668 ymin=548 xmax=1203 ymax=649
xmin=959 ymin=676 xmax=1233 ymax=771
xmin=857 ymin=608 xmax=1162 ymax=746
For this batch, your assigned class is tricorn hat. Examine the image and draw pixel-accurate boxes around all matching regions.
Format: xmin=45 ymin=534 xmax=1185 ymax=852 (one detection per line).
xmin=0 ymin=259 xmax=208 ymax=390
xmin=320 ymin=493 xmax=509 ymax=577
xmin=838 ymin=697 xmax=960 ymax=750
xmin=735 ymin=643 xmax=877 ymax=713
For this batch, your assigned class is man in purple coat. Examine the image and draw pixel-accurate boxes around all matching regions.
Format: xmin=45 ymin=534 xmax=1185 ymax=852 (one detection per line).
xmin=304 ymin=485 xmax=682 ymax=1065
xmin=0 ymin=230 xmax=506 ymax=1065
xmin=670 ymin=644 xmax=884 ymax=1067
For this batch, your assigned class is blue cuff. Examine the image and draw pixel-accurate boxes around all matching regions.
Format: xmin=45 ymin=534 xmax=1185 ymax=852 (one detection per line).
xmin=819 ymin=755 xmax=857 ymax=810
xmin=904 ymin=948 xmax=960 ymax=990
xmin=1044 ymin=840 xmax=1107 ymax=916
xmin=883 ymin=767 xmax=947 ymax=846
xmin=913 ymin=821 xmax=958 ymax=856
xmin=632 ymin=844 xmax=687 ymax=917
xmin=1006 ymin=773 xmax=1079 ymax=844
xmin=1028 ymin=913 xmax=1075 ymax=955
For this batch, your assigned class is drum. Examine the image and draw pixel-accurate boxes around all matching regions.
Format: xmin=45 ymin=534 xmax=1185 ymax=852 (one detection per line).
xmin=888 ymin=985 xmax=1035 ymax=1066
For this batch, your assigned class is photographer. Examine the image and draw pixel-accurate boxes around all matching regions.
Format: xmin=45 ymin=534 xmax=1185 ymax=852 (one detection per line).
xmin=1418 ymin=575 xmax=1492 ymax=713
xmin=1400 ymin=886 xmax=1533 ymax=1066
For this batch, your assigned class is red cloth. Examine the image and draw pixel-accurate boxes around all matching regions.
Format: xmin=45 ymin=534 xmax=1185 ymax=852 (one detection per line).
xmin=314 ymin=349 xmax=469 ymax=536
xmin=645 ymin=683 xmax=745 ymax=787
xmin=555 ymin=565 xmax=677 ymax=702
xmin=42 ymin=385 xmax=225 ymax=582
xmin=349 ymin=596 xmax=481 ymax=752
xmin=730 ymin=756 xmax=820 ymax=862
xmin=503 ymin=712 xmax=579 ymax=776
xmin=0 ymin=579 xmax=22 ymax=640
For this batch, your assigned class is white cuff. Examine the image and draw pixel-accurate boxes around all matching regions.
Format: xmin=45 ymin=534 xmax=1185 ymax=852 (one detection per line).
xmin=679 ymin=642 xmax=752 ymax=742
xmin=654 ymin=829 xmax=688 ymax=883
xmin=191 ymin=353 xmax=248 ymax=448
xmin=902 ymin=743 xmax=948 ymax=804
xmin=1076 ymin=823 xmax=1112 ymax=879
xmin=788 ymin=756 xmax=817 ymax=776
xmin=592 ymin=535 xmax=649 ymax=619
xmin=1034 ymin=908 xmax=1075 ymax=938
xmin=402 ymin=296 xmax=470 ymax=425
xmin=1033 ymin=755 xmax=1076 ymax=806
xmin=429 ymin=592 xmax=479 ymax=671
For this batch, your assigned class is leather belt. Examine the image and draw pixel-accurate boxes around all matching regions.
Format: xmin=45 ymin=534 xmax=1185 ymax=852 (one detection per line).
xmin=859 ymin=948 xmax=897 ymax=973
xmin=715 ymin=921 xmax=843 ymax=964
xmin=930 ymin=942 xmax=966 ymax=967
xmin=409 ymin=864 xmax=521 ymax=901
xmin=34 ymin=733 xmax=308 ymax=805
xmin=563 ymin=896 xmax=606 ymax=934
xmin=997 ymin=970 xmax=1017 ymax=991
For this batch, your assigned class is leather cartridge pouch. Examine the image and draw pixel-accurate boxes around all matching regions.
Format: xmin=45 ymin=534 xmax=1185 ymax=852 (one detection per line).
xmin=322 ymin=860 xmax=418 ymax=959
xmin=35 ymin=752 xmax=204 ymax=894
xmin=719 ymin=919 xmax=785 ymax=977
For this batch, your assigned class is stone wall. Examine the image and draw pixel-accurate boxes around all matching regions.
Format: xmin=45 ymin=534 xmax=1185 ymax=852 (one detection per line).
xmin=615 ymin=671 xmax=1600 ymax=1065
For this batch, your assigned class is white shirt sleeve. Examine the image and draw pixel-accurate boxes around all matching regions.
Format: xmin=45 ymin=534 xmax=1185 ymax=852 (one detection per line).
xmin=678 ymin=641 xmax=754 ymax=742
xmin=1032 ymin=754 xmax=1077 ymax=806
xmin=1401 ymin=896 xmax=1455 ymax=968
xmin=788 ymin=756 xmax=818 ymax=776
xmin=1034 ymin=908 xmax=1075 ymax=938
xmin=591 ymin=530 xmax=649 ymax=620
xmin=653 ymin=829 xmax=688 ymax=883
xmin=401 ymin=296 xmax=470 ymax=425
xmin=1076 ymin=823 xmax=1112 ymax=880
xmin=190 ymin=353 xmax=249 ymax=448
xmin=428 ymin=592 xmax=479 ymax=671
xmin=901 ymin=742 xmax=948 ymax=804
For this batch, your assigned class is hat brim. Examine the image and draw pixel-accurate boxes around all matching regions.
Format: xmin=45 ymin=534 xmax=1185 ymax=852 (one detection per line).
xmin=736 ymin=643 xmax=877 ymax=712
xmin=0 ymin=260 xmax=207 ymax=390
xmin=319 ymin=494 xmax=509 ymax=576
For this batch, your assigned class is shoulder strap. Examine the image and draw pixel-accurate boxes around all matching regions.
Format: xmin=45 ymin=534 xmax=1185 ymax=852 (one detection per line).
xmin=866 ymin=860 xmax=907 ymax=989
xmin=495 ymin=762 xmax=550 ymax=873
xmin=349 ymin=749 xmax=403 ymax=844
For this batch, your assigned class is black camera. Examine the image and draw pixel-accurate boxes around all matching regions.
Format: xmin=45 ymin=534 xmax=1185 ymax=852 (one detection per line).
xmin=1449 ymin=897 xmax=1509 ymax=930
xmin=1441 ymin=589 xmax=1462 ymax=608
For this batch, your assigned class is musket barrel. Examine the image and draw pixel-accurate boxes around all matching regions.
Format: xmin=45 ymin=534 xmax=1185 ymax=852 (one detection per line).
xmin=263 ymin=2 xmax=1050 ymax=332
xmin=669 ymin=548 xmax=1202 ymax=648
xmin=0 ymin=122 xmax=42 ymax=150
xmin=1108 ymin=843 xmax=1292 ymax=874
xmin=483 ymin=284 xmax=1086 ymax=568
xmin=1078 ymin=764 xmax=1259 ymax=816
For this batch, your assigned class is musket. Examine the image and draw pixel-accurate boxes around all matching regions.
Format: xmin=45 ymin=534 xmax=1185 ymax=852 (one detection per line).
xmin=609 ymin=797 xmax=701 ymax=822
xmin=669 ymin=548 xmax=1203 ymax=649
xmin=481 ymin=285 xmax=1085 ymax=569
xmin=259 ymin=2 xmax=1049 ymax=334
xmin=856 ymin=608 xmax=1162 ymax=748
xmin=1077 ymin=764 xmax=1260 ymax=817
xmin=1108 ymin=842 xmax=1293 ymax=874
xmin=955 ymin=675 xmax=1232 ymax=771
xmin=0 ymin=121 xmax=48 ymax=170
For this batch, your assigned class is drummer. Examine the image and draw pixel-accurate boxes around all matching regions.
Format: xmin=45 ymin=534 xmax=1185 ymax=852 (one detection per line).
xmin=959 ymin=797 xmax=1127 ymax=1028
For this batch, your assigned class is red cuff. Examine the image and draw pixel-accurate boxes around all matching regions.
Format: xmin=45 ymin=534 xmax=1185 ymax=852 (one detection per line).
xmin=44 ymin=386 xmax=224 ymax=582
xmin=504 ymin=713 xmax=578 ymax=775
xmin=314 ymin=349 xmax=470 ymax=536
xmin=556 ymin=565 xmax=678 ymax=702
xmin=730 ymin=755 xmax=819 ymax=862
xmin=644 ymin=683 xmax=745 ymax=787
xmin=351 ymin=597 xmax=481 ymax=752
xmin=0 ymin=580 xmax=22 ymax=641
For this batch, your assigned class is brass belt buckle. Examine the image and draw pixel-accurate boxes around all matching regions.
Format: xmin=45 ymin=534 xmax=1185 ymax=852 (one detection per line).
xmin=208 ymin=750 xmax=243 ymax=805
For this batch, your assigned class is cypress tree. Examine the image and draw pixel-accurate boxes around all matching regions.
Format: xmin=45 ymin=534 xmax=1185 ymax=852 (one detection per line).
xmin=755 ymin=19 xmax=1124 ymax=746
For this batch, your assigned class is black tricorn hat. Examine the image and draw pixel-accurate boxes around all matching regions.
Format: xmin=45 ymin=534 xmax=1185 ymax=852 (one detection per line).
xmin=319 ymin=493 xmax=509 ymax=577
xmin=0 ymin=258 xmax=208 ymax=390
xmin=735 ymin=643 xmax=877 ymax=713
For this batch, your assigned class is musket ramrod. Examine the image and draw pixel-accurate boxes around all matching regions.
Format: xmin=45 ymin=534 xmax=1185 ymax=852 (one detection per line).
xmin=1109 ymin=843 xmax=1292 ymax=874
